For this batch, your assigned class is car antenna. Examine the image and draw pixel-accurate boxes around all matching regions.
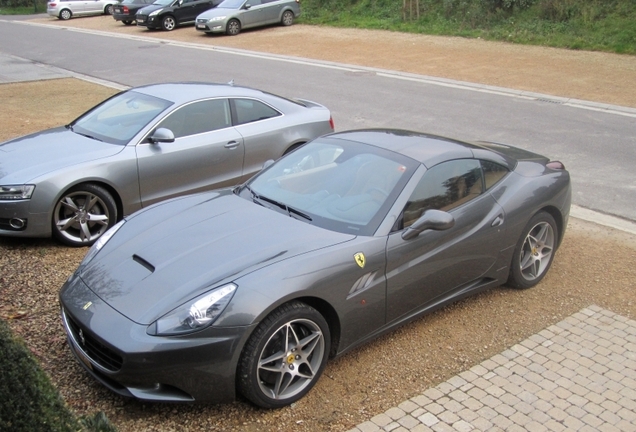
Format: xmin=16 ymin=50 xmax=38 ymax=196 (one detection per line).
xmin=228 ymin=79 xmax=234 ymax=86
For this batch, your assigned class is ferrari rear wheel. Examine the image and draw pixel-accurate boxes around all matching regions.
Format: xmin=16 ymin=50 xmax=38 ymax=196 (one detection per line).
xmin=237 ymin=301 xmax=330 ymax=408
xmin=52 ymin=183 xmax=117 ymax=247
xmin=507 ymin=211 xmax=557 ymax=289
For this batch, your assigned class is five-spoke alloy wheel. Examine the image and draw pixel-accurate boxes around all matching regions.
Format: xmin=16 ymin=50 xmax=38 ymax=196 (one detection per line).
xmin=52 ymin=184 xmax=117 ymax=247
xmin=507 ymin=211 xmax=558 ymax=289
xmin=162 ymin=15 xmax=176 ymax=31
xmin=238 ymin=301 xmax=330 ymax=408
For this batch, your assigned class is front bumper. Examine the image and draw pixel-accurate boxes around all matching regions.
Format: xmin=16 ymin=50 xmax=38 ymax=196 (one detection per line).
xmin=195 ymin=21 xmax=224 ymax=33
xmin=60 ymin=274 xmax=253 ymax=403
xmin=136 ymin=15 xmax=161 ymax=29
xmin=0 ymin=199 xmax=50 ymax=238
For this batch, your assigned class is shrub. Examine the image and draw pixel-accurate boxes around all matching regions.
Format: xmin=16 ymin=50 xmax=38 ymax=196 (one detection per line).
xmin=0 ymin=318 xmax=79 ymax=432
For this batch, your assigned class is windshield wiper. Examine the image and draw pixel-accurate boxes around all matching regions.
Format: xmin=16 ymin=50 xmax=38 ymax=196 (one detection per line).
xmin=244 ymin=186 xmax=312 ymax=221
xmin=74 ymin=131 xmax=103 ymax=142
xmin=259 ymin=195 xmax=312 ymax=221
xmin=244 ymin=185 xmax=268 ymax=208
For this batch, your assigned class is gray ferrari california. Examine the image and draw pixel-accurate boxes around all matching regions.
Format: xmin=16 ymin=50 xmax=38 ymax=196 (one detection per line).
xmin=0 ymin=82 xmax=333 ymax=246
xmin=59 ymin=129 xmax=571 ymax=408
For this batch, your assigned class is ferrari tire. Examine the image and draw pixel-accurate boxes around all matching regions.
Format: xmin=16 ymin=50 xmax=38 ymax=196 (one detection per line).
xmin=52 ymin=183 xmax=117 ymax=247
xmin=237 ymin=301 xmax=330 ymax=408
xmin=507 ymin=211 xmax=558 ymax=289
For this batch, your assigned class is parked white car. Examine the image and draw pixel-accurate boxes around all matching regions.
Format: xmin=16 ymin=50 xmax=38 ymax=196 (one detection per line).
xmin=47 ymin=0 xmax=117 ymax=20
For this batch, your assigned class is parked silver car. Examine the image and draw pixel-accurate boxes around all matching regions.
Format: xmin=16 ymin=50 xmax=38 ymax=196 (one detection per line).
xmin=47 ymin=0 xmax=116 ymax=20
xmin=195 ymin=0 xmax=300 ymax=36
xmin=0 ymin=82 xmax=333 ymax=246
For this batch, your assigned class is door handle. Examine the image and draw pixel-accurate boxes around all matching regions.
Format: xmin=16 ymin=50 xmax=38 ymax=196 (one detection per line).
xmin=491 ymin=214 xmax=504 ymax=227
xmin=224 ymin=141 xmax=240 ymax=149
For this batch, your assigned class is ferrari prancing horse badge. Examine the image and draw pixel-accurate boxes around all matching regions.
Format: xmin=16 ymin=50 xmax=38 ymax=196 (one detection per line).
xmin=354 ymin=252 xmax=366 ymax=268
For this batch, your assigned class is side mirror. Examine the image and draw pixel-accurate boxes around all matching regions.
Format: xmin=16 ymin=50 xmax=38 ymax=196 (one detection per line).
xmin=401 ymin=209 xmax=454 ymax=241
xmin=244 ymin=3 xmax=251 ymax=8
xmin=262 ymin=159 xmax=275 ymax=170
xmin=149 ymin=128 xmax=175 ymax=144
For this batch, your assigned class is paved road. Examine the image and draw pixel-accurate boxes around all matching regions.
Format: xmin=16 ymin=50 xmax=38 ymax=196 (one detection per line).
xmin=1 ymin=18 xmax=636 ymax=223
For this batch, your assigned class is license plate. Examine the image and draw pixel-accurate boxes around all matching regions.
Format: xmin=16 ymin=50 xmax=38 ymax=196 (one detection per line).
xmin=137 ymin=18 xmax=145 ymax=23
xmin=197 ymin=24 xmax=206 ymax=29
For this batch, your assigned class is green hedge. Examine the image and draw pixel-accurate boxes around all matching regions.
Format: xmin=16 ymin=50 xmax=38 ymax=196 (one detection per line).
xmin=0 ymin=319 xmax=119 ymax=432
xmin=0 ymin=318 xmax=80 ymax=432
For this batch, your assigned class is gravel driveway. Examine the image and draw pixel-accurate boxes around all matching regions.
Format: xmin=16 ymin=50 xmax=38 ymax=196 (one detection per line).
xmin=1 ymin=18 xmax=636 ymax=432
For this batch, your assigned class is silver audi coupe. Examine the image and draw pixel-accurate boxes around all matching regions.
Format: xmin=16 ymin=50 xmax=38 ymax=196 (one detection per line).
xmin=0 ymin=82 xmax=334 ymax=246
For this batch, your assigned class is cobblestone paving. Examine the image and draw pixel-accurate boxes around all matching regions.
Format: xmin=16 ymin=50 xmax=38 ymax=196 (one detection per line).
xmin=348 ymin=305 xmax=636 ymax=432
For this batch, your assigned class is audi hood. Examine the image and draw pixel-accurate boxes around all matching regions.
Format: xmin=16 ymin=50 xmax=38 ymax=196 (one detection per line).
xmin=0 ymin=127 xmax=124 ymax=184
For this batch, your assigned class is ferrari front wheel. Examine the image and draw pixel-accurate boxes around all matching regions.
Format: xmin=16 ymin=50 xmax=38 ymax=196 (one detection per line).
xmin=507 ymin=211 xmax=558 ymax=289
xmin=237 ymin=301 xmax=330 ymax=408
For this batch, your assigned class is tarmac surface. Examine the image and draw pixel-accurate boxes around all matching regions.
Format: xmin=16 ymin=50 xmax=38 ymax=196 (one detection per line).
xmin=2 ymin=47 xmax=635 ymax=432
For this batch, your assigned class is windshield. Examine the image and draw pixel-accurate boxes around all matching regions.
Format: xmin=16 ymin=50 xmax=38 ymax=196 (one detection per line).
xmin=242 ymin=138 xmax=417 ymax=236
xmin=70 ymin=91 xmax=173 ymax=145
xmin=217 ymin=0 xmax=244 ymax=9
xmin=152 ymin=0 xmax=173 ymax=5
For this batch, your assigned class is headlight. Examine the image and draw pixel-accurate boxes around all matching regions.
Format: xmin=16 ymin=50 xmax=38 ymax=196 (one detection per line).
xmin=210 ymin=15 xmax=226 ymax=21
xmin=148 ymin=9 xmax=161 ymax=16
xmin=148 ymin=283 xmax=237 ymax=336
xmin=0 ymin=185 xmax=35 ymax=200
xmin=80 ymin=219 xmax=125 ymax=265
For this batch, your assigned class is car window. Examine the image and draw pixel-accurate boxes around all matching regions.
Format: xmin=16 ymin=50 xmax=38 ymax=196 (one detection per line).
xmin=71 ymin=91 xmax=173 ymax=145
xmin=231 ymin=98 xmax=281 ymax=126
xmin=400 ymin=159 xmax=484 ymax=229
xmin=482 ymin=160 xmax=509 ymax=190
xmin=155 ymin=99 xmax=231 ymax=139
xmin=244 ymin=139 xmax=418 ymax=236
xmin=217 ymin=0 xmax=244 ymax=8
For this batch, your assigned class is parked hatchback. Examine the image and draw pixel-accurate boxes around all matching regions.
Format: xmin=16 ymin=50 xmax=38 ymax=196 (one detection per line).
xmin=113 ymin=0 xmax=155 ymax=24
xmin=136 ymin=0 xmax=221 ymax=31
xmin=195 ymin=0 xmax=300 ymax=36
xmin=47 ymin=0 xmax=116 ymax=20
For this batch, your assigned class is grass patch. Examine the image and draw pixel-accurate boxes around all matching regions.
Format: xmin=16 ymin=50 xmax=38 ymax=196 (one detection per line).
xmin=299 ymin=0 xmax=636 ymax=54
xmin=0 ymin=4 xmax=45 ymax=14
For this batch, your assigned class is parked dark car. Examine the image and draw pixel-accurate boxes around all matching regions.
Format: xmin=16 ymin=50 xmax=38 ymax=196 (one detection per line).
xmin=113 ymin=0 xmax=155 ymax=24
xmin=136 ymin=0 xmax=221 ymax=30
xmin=59 ymin=129 xmax=570 ymax=407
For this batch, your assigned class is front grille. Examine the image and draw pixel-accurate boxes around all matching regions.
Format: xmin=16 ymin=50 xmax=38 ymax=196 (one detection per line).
xmin=64 ymin=310 xmax=123 ymax=372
